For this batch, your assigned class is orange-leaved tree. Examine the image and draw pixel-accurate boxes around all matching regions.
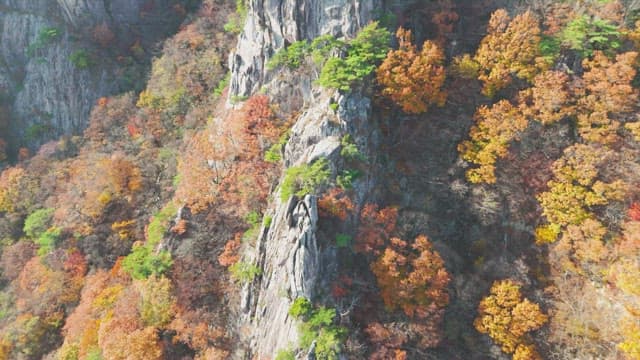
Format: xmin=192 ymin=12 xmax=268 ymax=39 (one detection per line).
xmin=371 ymin=235 xmax=450 ymax=318
xmin=519 ymin=70 xmax=574 ymax=125
xmin=474 ymin=9 xmax=543 ymax=97
xmin=355 ymin=204 xmax=398 ymax=255
xmin=370 ymin=235 xmax=451 ymax=348
xmin=175 ymin=95 xmax=282 ymax=215
xmin=577 ymin=51 xmax=638 ymax=145
xmin=376 ymin=28 xmax=447 ymax=114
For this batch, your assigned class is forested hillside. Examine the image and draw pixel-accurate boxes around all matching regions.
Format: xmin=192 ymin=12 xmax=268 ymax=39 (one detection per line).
xmin=0 ymin=0 xmax=640 ymax=359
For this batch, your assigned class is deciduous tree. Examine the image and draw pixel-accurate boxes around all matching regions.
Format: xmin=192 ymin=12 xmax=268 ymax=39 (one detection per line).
xmin=371 ymin=235 xmax=450 ymax=320
xmin=520 ymin=70 xmax=573 ymax=125
xmin=577 ymin=51 xmax=638 ymax=145
xmin=474 ymin=280 xmax=547 ymax=355
xmin=376 ymin=28 xmax=447 ymax=114
xmin=475 ymin=10 xmax=544 ymax=97
xmin=458 ymin=100 xmax=528 ymax=183
xmin=355 ymin=204 xmax=398 ymax=254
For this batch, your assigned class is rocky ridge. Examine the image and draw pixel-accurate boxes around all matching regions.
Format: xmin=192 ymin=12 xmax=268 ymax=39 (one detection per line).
xmin=228 ymin=0 xmax=381 ymax=357
xmin=229 ymin=0 xmax=380 ymax=97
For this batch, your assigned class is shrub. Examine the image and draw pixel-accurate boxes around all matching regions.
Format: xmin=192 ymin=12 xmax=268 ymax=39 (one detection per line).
xmin=309 ymin=35 xmax=344 ymax=66
xmin=224 ymin=0 xmax=247 ymax=34
xmin=458 ymin=100 xmax=528 ymax=184
xmin=23 ymin=208 xmax=55 ymax=239
xmin=0 ymin=167 xmax=27 ymax=213
xmin=122 ymin=244 xmax=173 ymax=280
xmin=314 ymin=326 xmax=345 ymax=360
xmin=147 ymin=202 xmax=177 ymax=246
xmin=560 ymin=15 xmax=621 ymax=57
xmin=218 ymin=234 xmax=241 ymax=267
xmin=36 ymin=227 xmax=61 ymax=255
xmin=92 ymin=22 xmax=115 ymax=48
xmin=336 ymin=169 xmax=360 ymax=190
xmin=474 ymin=10 xmax=542 ymax=97
xmin=245 ymin=211 xmax=261 ymax=227
xmin=265 ymin=131 xmax=289 ymax=163
xmin=289 ymin=297 xmax=313 ymax=318
xmin=70 ymin=50 xmax=92 ymax=69
xmin=539 ymin=35 xmax=561 ymax=63
xmin=371 ymin=235 xmax=450 ymax=319
xmin=534 ymin=224 xmax=561 ymax=244
xmin=318 ymin=188 xmax=354 ymax=221
xmin=317 ymin=58 xmax=354 ymax=91
xmin=213 ymin=73 xmax=230 ymax=97
xmin=85 ymin=348 xmax=102 ymax=360
xmin=27 ymin=27 xmax=61 ymax=56
xmin=339 ymin=135 xmax=363 ymax=162
xmin=317 ymin=22 xmax=390 ymax=91
xmin=229 ymin=261 xmax=261 ymax=283
xmin=451 ymin=54 xmax=479 ymax=79
xmin=57 ymin=342 xmax=79 ymax=360
xmin=289 ymin=300 xmax=347 ymax=360
xmin=275 ymin=350 xmax=296 ymax=360
xmin=138 ymin=275 xmax=176 ymax=328
xmin=475 ymin=280 xmax=547 ymax=355
xmin=335 ymin=234 xmax=351 ymax=248
xmin=280 ymin=158 xmax=331 ymax=201
xmin=25 ymin=123 xmax=51 ymax=141
xmin=267 ymin=41 xmax=310 ymax=70
xmin=376 ymin=28 xmax=447 ymax=114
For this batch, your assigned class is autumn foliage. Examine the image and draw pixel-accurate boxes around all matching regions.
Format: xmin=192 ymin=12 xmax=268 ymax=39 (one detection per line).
xmin=376 ymin=28 xmax=447 ymax=114
xmin=577 ymin=51 xmax=638 ymax=144
xmin=218 ymin=233 xmax=241 ymax=267
xmin=371 ymin=235 xmax=450 ymax=319
xmin=318 ymin=187 xmax=354 ymax=221
xmin=474 ymin=10 xmax=544 ymax=97
xmin=355 ymin=204 xmax=398 ymax=255
xmin=458 ymin=100 xmax=528 ymax=183
xmin=369 ymin=235 xmax=450 ymax=349
xmin=474 ymin=280 xmax=547 ymax=355
xmin=520 ymin=70 xmax=574 ymax=125
xmin=365 ymin=322 xmax=408 ymax=359
xmin=0 ymin=167 xmax=26 ymax=213
xmin=175 ymin=95 xmax=283 ymax=215
xmin=0 ymin=2 xmax=241 ymax=358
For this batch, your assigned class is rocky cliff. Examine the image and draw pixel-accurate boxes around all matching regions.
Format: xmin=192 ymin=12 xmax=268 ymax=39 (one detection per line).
xmin=0 ymin=0 xmax=189 ymax=151
xmin=229 ymin=0 xmax=380 ymax=357
xmin=229 ymin=0 xmax=380 ymax=98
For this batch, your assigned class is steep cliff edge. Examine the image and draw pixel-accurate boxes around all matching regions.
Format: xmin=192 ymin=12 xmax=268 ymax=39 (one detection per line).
xmin=228 ymin=0 xmax=380 ymax=357
xmin=229 ymin=0 xmax=379 ymax=98
xmin=0 ymin=0 xmax=190 ymax=152
xmin=238 ymin=91 xmax=377 ymax=358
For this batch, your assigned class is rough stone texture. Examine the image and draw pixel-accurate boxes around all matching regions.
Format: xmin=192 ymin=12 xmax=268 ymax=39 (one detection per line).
xmin=226 ymin=0 xmax=382 ymax=357
xmin=238 ymin=89 xmax=376 ymax=359
xmin=0 ymin=0 xmax=187 ymax=149
xmin=228 ymin=0 xmax=381 ymax=97
xmin=12 ymin=32 xmax=112 ymax=139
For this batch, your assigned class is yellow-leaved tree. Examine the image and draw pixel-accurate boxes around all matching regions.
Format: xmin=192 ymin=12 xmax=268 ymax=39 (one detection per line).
xmin=474 ymin=280 xmax=547 ymax=356
xmin=474 ymin=9 xmax=544 ymax=97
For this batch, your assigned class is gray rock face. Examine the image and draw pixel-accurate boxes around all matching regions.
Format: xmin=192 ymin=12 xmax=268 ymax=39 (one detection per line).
xmin=228 ymin=0 xmax=381 ymax=97
xmin=56 ymin=0 xmax=108 ymax=28
xmin=241 ymin=195 xmax=319 ymax=356
xmin=227 ymin=0 xmax=381 ymax=357
xmin=0 ymin=0 xmax=186 ymax=149
xmin=238 ymin=89 xmax=376 ymax=359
